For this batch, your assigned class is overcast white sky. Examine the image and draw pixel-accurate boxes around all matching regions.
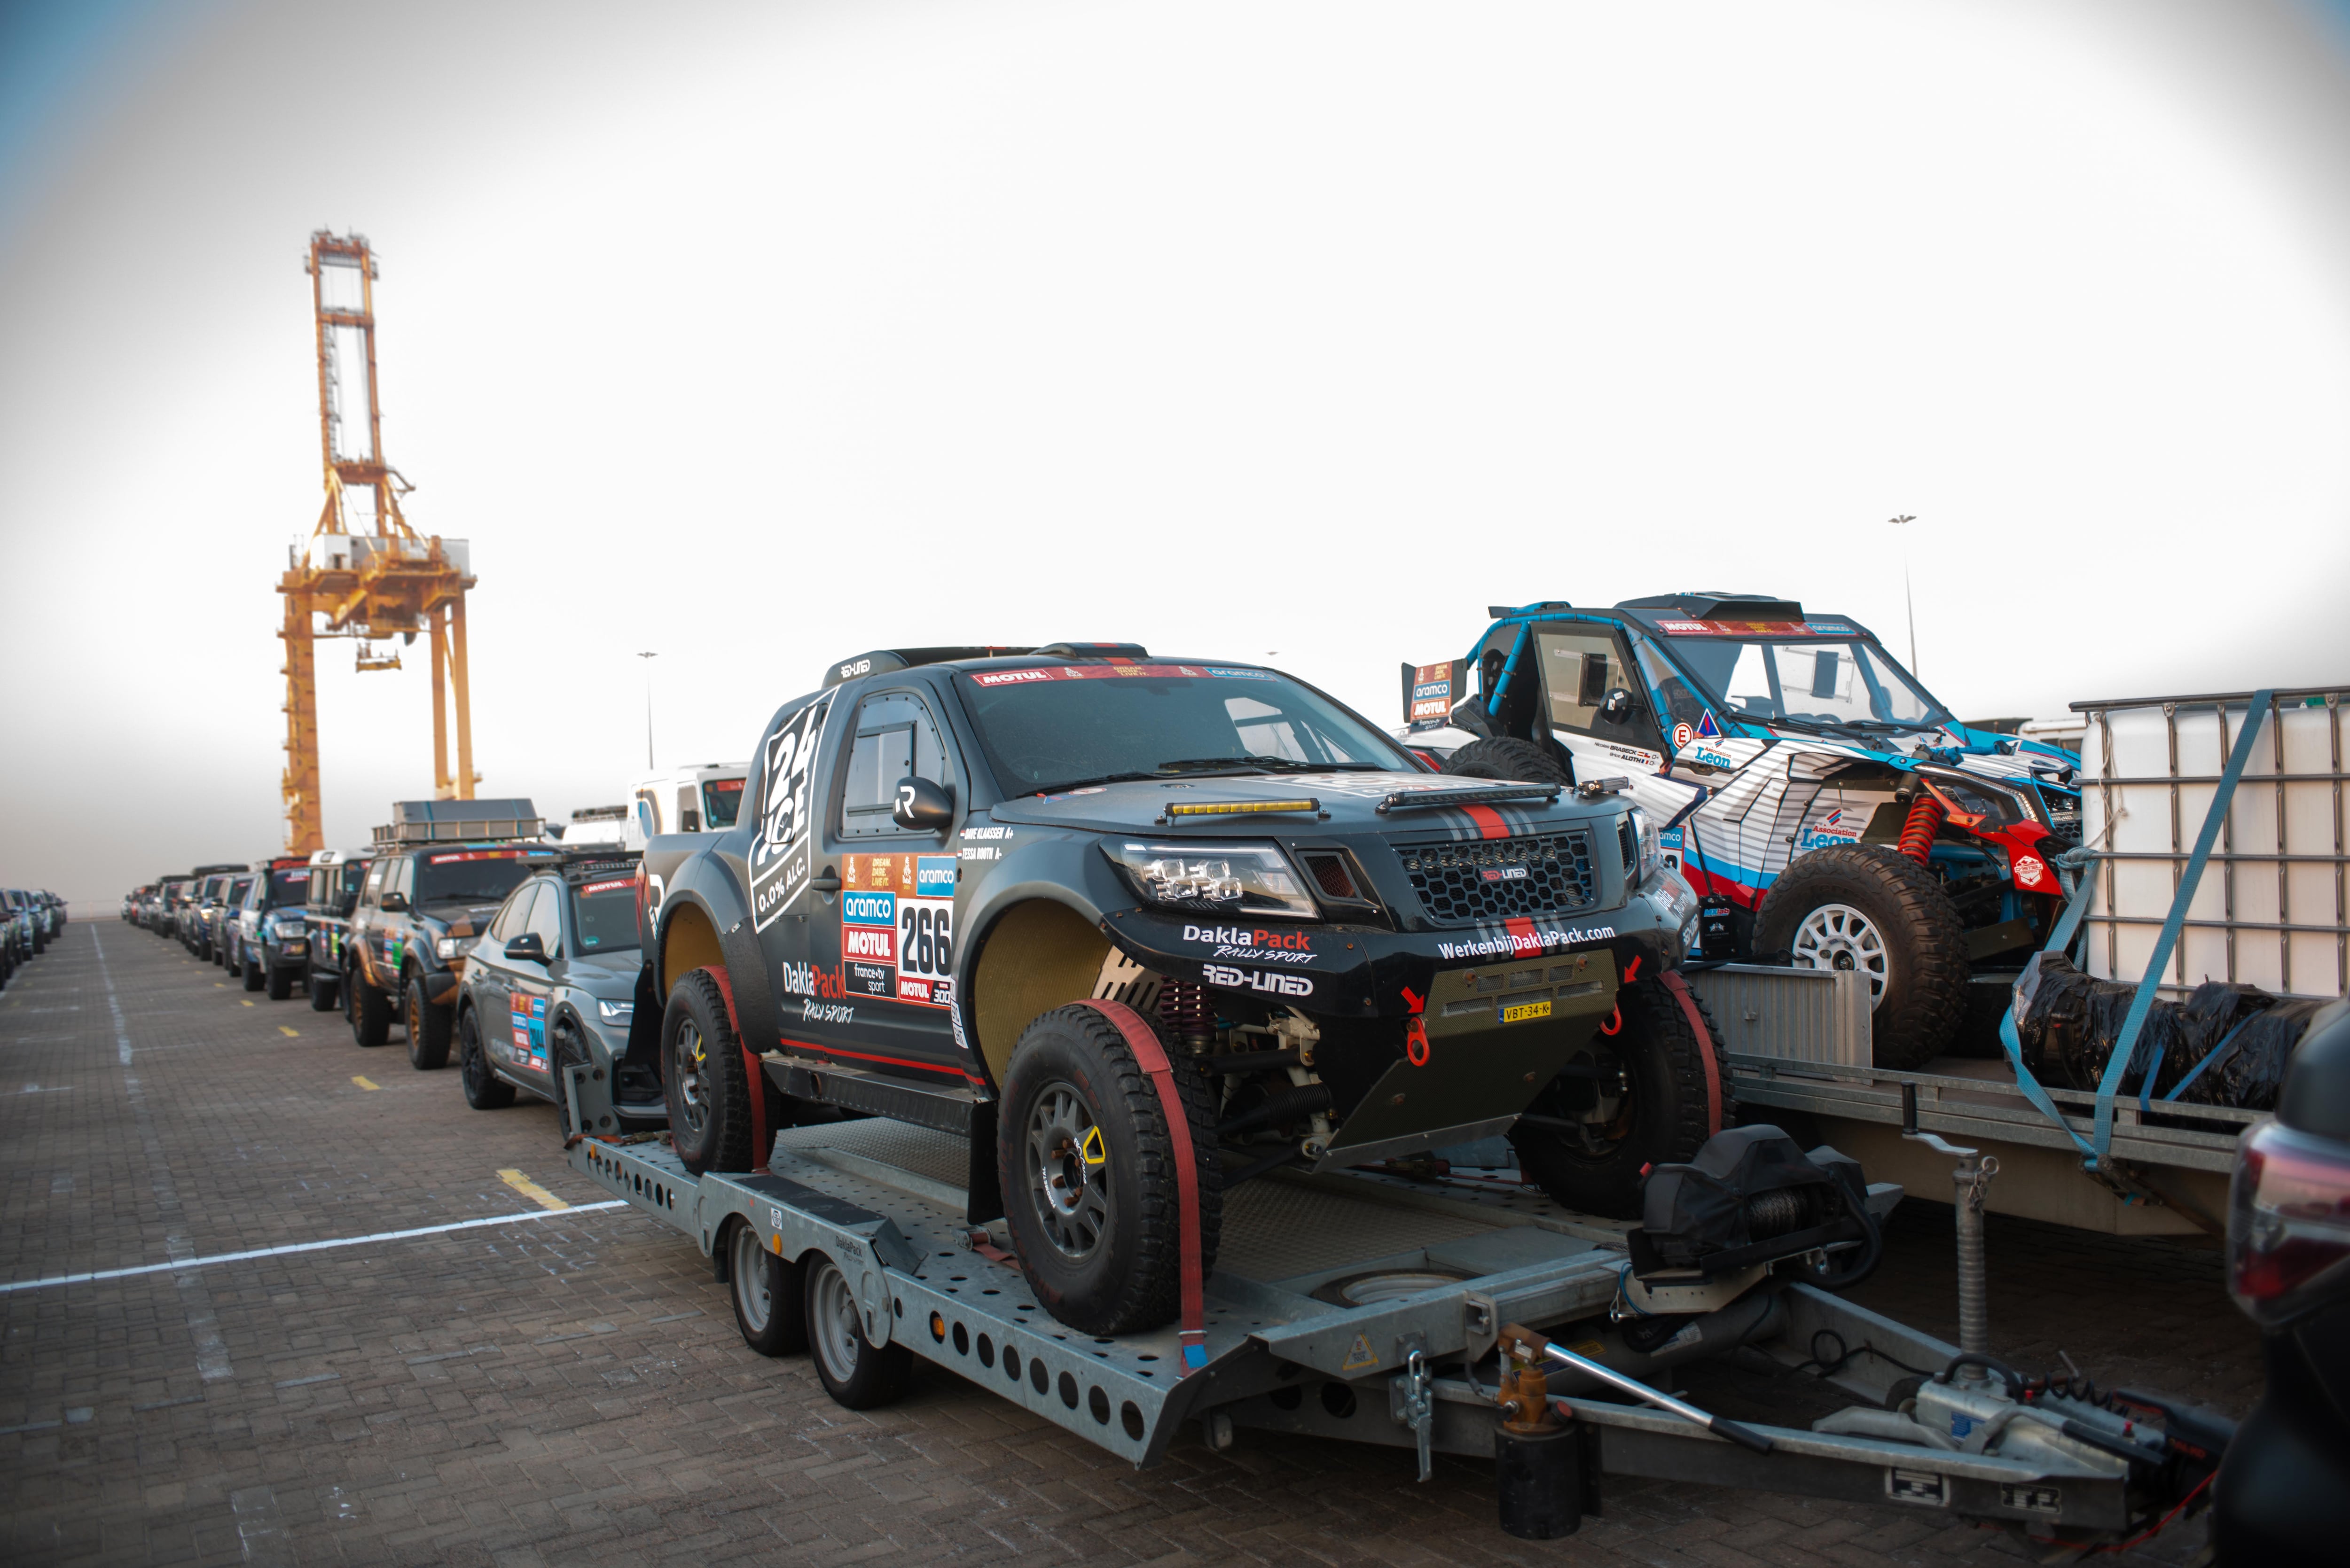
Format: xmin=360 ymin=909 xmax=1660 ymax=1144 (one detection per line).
xmin=3 ymin=0 xmax=2348 ymax=908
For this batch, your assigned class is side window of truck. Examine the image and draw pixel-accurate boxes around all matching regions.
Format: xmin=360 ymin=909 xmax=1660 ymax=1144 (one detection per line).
xmin=362 ymin=861 xmax=387 ymax=906
xmin=1536 ymin=630 xmax=1661 ymax=749
xmin=487 ymin=885 xmax=532 ymax=943
xmin=839 ymin=692 xmax=955 ymax=840
xmin=677 ymin=786 xmax=701 ymax=833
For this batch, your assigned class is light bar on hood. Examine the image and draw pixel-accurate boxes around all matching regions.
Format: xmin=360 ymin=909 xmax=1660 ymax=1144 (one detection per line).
xmin=1157 ymin=798 xmax=1324 ymax=825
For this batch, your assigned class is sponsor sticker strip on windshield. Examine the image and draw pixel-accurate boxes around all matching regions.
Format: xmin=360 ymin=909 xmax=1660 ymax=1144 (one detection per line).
xmin=428 ymin=849 xmax=551 ymax=864
xmin=1654 ymin=619 xmax=1857 ymax=638
xmin=966 ymin=663 xmax=1273 ymax=686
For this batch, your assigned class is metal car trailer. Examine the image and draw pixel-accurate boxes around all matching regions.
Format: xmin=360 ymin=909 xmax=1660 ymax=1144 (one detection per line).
xmin=558 ymin=1064 xmax=2163 ymax=1542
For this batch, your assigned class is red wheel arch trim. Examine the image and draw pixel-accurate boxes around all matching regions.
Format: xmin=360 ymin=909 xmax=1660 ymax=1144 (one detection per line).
xmin=1657 ymin=970 xmax=1724 ymax=1138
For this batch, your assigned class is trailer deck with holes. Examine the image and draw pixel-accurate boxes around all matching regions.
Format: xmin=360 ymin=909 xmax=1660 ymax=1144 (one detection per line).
xmin=567 ymin=1115 xmax=2148 ymax=1532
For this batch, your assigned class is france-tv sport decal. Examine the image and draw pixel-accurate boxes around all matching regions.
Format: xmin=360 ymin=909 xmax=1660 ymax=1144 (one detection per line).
xmin=838 ymin=852 xmax=958 ymax=1008
xmin=750 ymin=693 xmax=834 ymax=933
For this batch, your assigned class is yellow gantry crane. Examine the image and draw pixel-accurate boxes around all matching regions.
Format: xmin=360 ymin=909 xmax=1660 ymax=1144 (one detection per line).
xmin=277 ymin=232 xmax=478 ymax=854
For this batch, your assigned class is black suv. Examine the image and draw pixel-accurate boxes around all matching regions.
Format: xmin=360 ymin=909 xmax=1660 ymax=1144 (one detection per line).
xmin=346 ymin=823 xmax=560 ymax=1067
xmin=638 ymin=644 xmax=1707 ymax=1337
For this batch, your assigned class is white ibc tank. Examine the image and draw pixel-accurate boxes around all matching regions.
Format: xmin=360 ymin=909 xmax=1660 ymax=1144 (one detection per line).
xmin=2077 ymin=688 xmax=2347 ymax=1001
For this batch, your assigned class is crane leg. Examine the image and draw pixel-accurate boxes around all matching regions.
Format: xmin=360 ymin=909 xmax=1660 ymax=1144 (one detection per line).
xmin=430 ymin=607 xmax=452 ymax=799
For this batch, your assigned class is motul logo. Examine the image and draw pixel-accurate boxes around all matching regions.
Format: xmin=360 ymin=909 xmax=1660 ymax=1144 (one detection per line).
xmin=842 ymin=927 xmax=895 ymax=962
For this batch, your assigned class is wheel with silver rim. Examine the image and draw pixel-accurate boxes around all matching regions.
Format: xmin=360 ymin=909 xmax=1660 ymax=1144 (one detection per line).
xmin=802 ymin=1253 xmax=909 ymax=1408
xmin=1788 ymin=903 xmax=1889 ymax=1005
xmin=727 ymin=1220 xmax=804 ymax=1357
xmin=1753 ymin=843 xmax=1970 ymax=1069
xmin=1025 ymin=1083 xmax=1111 ymax=1262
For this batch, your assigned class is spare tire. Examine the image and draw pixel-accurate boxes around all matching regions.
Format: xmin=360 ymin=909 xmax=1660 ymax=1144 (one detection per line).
xmin=1512 ymin=975 xmax=1731 ymax=1219
xmin=1754 ymin=844 xmax=1969 ymax=1069
xmin=1442 ymin=735 xmax=1573 ymax=786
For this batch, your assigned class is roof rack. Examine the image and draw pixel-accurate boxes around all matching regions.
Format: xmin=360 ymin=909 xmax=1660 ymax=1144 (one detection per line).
xmin=1618 ymin=593 xmax=1806 ymax=621
xmin=371 ymin=798 xmax=544 ymax=845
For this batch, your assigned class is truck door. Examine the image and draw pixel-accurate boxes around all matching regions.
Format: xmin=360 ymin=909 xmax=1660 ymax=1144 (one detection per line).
xmin=800 ymin=688 xmax=964 ymax=1078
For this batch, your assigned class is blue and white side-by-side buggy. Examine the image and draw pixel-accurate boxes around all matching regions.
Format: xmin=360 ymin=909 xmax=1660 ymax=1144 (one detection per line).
xmin=1418 ymin=593 xmax=2081 ymax=1063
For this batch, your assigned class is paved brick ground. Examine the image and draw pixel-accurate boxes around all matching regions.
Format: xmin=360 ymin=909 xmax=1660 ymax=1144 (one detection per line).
xmin=0 ymin=925 xmax=2258 ymax=1566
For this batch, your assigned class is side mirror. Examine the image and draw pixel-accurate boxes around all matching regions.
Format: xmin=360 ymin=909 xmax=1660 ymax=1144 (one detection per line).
xmin=892 ymin=776 xmax=957 ymax=832
xmin=378 ymin=891 xmax=409 ymax=913
xmin=1599 ymin=687 xmax=1635 ymax=725
xmin=504 ymin=932 xmax=548 ymax=964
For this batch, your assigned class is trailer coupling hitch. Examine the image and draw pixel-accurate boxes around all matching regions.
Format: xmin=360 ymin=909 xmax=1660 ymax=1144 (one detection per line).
xmin=1497 ymin=1324 xmax=1775 ymax=1456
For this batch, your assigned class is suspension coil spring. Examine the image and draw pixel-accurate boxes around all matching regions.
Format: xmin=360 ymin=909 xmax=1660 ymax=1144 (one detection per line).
xmin=1895 ymin=793 xmax=1947 ymax=864
xmin=1159 ymin=980 xmax=1213 ymax=1049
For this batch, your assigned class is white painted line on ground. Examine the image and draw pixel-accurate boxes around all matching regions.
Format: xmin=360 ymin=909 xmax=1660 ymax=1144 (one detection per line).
xmin=0 ymin=1201 xmax=627 ymax=1295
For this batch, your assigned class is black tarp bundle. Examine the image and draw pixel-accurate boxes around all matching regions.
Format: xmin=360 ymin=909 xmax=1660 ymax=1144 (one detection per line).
xmin=2011 ymin=951 xmax=2331 ymax=1111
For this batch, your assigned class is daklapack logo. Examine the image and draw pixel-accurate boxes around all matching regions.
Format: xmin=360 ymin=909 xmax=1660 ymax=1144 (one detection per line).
xmin=842 ymin=925 xmax=896 ymax=963
xmin=780 ymin=961 xmax=846 ymax=999
xmin=1182 ymin=924 xmax=1313 ymax=952
xmin=1202 ymin=964 xmax=1313 ymax=997
xmin=915 ymin=855 xmax=957 ymax=898
xmin=842 ymin=890 xmax=895 ymax=925
xmin=1434 ymin=922 xmax=1617 ymax=960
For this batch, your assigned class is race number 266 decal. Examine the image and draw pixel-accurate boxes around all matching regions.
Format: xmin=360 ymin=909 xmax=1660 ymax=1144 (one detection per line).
xmin=750 ymin=694 xmax=834 ymax=933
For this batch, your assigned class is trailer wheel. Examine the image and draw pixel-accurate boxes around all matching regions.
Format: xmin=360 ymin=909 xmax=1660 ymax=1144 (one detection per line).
xmin=349 ymin=968 xmax=391 ymax=1047
xmin=806 ymin=1252 xmax=908 ymax=1407
xmin=1754 ymin=844 xmax=1968 ymax=1069
xmin=1511 ymin=977 xmax=1731 ymax=1218
xmin=1442 ymin=735 xmax=1573 ymax=786
xmin=458 ymin=1007 xmax=515 ymax=1110
xmin=663 ymin=970 xmax=757 ymax=1174
xmin=727 ymin=1219 xmax=807 ymax=1358
xmin=406 ymin=976 xmax=453 ymax=1069
xmin=996 ymin=1005 xmax=1222 ymax=1336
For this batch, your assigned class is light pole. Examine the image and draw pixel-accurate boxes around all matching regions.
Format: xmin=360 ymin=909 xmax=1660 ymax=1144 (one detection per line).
xmin=638 ymin=651 xmax=658 ymax=768
xmin=1888 ymin=515 xmax=1918 ymax=675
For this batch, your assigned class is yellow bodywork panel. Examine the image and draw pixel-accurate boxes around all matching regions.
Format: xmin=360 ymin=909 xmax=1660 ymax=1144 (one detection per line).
xmin=971 ymin=900 xmax=1109 ymax=1086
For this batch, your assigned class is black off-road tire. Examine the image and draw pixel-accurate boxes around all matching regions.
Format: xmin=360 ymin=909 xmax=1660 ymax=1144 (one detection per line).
xmin=242 ymin=945 xmax=265 ymax=990
xmin=224 ymin=938 xmax=242 ymax=978
xmin=458 ymin=1007 xmax=516 ymax=1109
xmin=664 ymin=969 xmax=758 ymax=1175
xmin=406 ymin=975 xmax=454 ymax=1069
xmin=1442 ymin=735 xmax=1574 ymax=786
xmin=349 ymin=968 xmax=391 ymax=1047
xmin=307 ymin=970 xmax=338 ymax=1011
xmin=1754 ymin=844 xmax=1969 ymax=1069
xmin=996 ymin=1005 xmax=1222 ymax=1336
xmin=1512 ymin=976 xmax=1732 ymax=1219
xmin=805 ymin=1251 xmax=910 ymax=1409
xmin=726 ymin=1218 xmax=807 ymax=1358
xmin=265 ymin=959 xmax=293 ymax=1001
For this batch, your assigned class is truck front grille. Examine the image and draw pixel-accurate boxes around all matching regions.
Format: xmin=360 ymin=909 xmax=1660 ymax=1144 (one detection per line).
xmin=1396 ymin=831 xmax=1596 ymax=927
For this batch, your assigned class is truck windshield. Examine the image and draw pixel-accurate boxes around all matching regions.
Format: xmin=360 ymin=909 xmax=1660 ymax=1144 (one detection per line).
xmin=266 ymin=868 xmax=309 ymax=907
xmin=702 ymin=778 xmax=744 ymax=827
xmin=1664 ymin=637 xmax=1948 ymax=732
xmin=958 ymin=665 xmax=1410 ymax=796
xmin=569 ymin=874 xmax=641 ymax=954
xmin=415 ymin=849 xmax=556 ymax=906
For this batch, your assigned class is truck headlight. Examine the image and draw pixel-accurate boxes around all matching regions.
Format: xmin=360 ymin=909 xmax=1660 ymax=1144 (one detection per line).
xmin=1105 ymin=842 xmax=1319 ymax=921
xmin=1625 ymin=805 xmax=1661 ymax=886
xmin=435 ymin=936 xmax=463 ymax=960
xmin=597 ymin=999 xmax=634 ymax=1022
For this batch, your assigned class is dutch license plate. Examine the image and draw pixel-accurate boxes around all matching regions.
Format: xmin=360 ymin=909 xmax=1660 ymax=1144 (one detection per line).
xmin=1501 ymin=999 xmax=1552 ymax=1024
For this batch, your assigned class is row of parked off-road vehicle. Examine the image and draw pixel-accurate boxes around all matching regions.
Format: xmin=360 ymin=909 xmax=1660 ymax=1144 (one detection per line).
xmin=4 ymin=885 xmax=66 ymax=989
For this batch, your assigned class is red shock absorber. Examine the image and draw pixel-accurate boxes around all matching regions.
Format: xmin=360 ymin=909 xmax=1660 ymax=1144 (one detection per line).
xmin=1158 ymin=980 xmax=1213 ymax=1050
xmin=1896 ymin=792 xmax=1947 ymax=864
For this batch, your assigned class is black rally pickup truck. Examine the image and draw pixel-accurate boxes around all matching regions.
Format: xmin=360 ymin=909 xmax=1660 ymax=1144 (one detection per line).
xmin=635 ymin=644 xmax=1717 ymax=1335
